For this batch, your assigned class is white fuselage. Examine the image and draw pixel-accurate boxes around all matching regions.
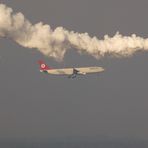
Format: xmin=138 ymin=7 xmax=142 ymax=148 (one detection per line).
xmin=41 ymin=67 xmax=104 ymax=75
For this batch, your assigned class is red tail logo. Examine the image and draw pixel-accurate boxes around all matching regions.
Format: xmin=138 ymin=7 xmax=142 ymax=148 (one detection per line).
xmin=38 ymin=60 xmax=51 ymax=71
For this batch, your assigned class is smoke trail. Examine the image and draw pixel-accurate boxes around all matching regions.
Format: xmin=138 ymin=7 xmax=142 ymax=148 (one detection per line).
xmin=0 ymin=3 xmax=148 ymax=61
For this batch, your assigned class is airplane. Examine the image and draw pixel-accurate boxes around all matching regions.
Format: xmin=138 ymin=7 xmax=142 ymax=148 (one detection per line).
xmin=38 ymin=60 xmax=105 ymax=78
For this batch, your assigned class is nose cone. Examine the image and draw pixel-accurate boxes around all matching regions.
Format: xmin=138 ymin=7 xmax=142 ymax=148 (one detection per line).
xmin=101 ymin=67 xmax=105 ymax=72
xmin=97 ymin=67 xmax=105 ymax=72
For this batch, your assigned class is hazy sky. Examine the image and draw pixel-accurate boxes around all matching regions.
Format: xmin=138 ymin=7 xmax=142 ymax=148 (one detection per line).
xmin=0 ymin=0 xmax=148 ymax=141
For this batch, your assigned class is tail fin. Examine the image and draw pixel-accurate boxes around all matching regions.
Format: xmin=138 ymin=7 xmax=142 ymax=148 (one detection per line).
xmin=38 ymin=60 xmax=51 ymax=71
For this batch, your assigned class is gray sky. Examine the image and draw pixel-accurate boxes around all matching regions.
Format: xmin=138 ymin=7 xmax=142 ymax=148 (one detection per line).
xmin=0 ymin=0 xmax=148 ymax=141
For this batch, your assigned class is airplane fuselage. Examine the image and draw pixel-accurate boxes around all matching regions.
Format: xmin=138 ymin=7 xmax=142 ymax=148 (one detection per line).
xmin=40 ymin=67 xmax=104 ymax=75
xmin=38 ymin=60 xmax=105 ymax=78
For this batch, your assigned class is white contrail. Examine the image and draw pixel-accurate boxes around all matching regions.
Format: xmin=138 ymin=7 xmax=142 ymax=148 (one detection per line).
xmin=0 ymin=3 xmax=148 ymax=61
